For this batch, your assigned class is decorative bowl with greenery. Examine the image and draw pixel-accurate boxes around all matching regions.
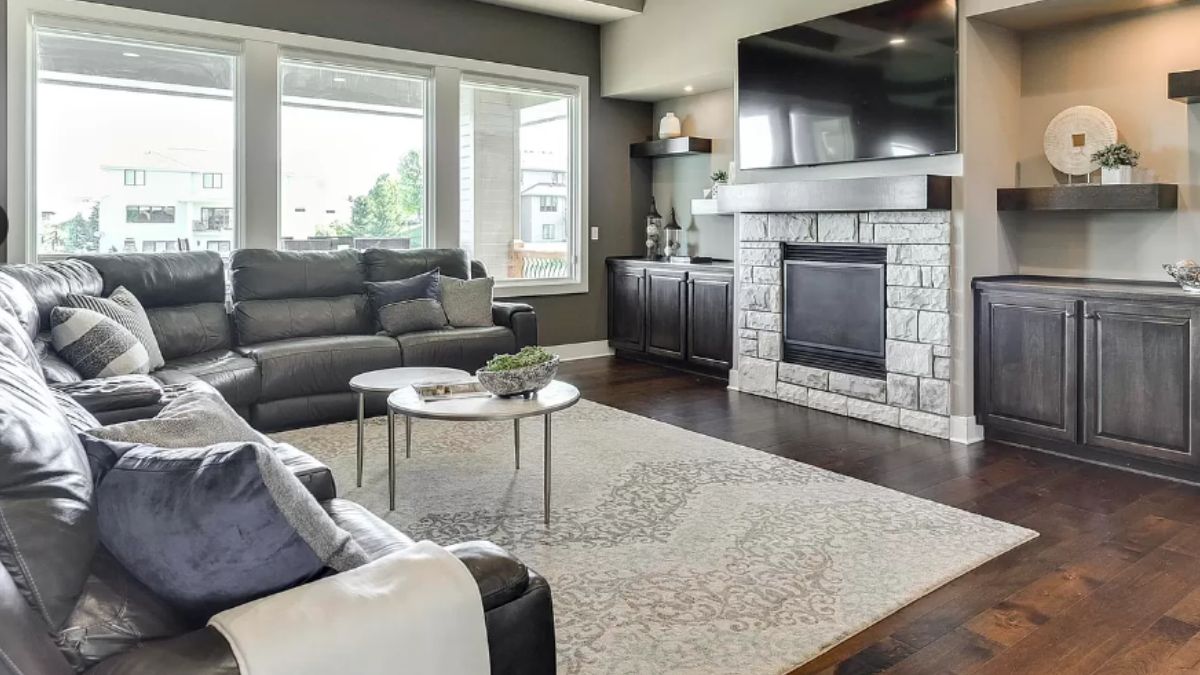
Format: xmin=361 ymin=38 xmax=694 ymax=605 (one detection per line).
xmin=1091 ymin=143 xmax=1140 ymax=185
xmin=476 ymin=346 xmax=560 ymax=398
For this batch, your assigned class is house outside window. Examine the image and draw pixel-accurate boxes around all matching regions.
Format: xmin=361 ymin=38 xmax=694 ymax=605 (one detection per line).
xmin=123 ymin=169 xmax=146 ymax=186
xmin=202 ymin=172 xmax=223 ymax=189
xmin=198 ymin=207 xmax=232 ymax=231
xmin=126 ymin=206 xmax=176 ymax=223
xmin=539 ymin=196 xmax=557 ymax=213
xmin=141 ymin=239 xmax=178 ymax=252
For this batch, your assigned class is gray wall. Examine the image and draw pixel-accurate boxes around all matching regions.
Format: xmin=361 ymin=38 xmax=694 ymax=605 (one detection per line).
xmin=1 ymin=0 xmax=652 ymax=345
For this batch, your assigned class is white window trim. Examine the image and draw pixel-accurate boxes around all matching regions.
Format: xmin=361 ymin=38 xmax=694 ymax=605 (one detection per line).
xmin=7 ymin=0 xmax=590 ymax=296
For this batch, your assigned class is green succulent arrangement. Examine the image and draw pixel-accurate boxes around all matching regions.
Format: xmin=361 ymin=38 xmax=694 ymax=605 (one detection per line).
xmin=1091 ymin=143 xmax=1140 ymax=169
xmin=483 ymin=346 xmax=555 ymax=372
xmin=710 ymin=170 xmax=729 ymax=184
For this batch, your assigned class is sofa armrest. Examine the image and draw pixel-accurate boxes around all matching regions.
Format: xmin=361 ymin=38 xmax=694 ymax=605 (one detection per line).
xmin=445 ymin=540 xmax=529 ymax=611
xmin=492 ymin=302 xmax=538 ymax=350
xmin=52 ymin=375 xmax=164 ymax=413
xmin=0 ymin=564 xmax=74 ymax=675
xmin=84 ymin=627 xmax=237 ymax=675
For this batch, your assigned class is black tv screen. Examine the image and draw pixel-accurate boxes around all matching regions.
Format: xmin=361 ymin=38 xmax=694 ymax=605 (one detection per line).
xmin=737 ymin=0 xmax=958 ymax=169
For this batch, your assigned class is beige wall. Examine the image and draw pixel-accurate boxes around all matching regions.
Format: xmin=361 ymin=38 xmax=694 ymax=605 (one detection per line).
xmin=649 ymin=89 xmax=735 ymax=259
xmin=1008 ymin=4 xmax=1200 ymax=280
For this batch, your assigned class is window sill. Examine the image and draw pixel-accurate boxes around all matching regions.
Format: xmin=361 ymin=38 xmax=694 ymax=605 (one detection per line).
xmin=494 ymin=278 xmax=589 ymax=298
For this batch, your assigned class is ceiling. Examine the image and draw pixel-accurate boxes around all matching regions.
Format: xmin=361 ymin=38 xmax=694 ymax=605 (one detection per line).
xmin=472 ymin=0 xmax=644 ymax=24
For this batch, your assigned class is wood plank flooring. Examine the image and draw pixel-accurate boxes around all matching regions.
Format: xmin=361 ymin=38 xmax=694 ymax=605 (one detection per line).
xmin=555 ymin=357 xmax=1200 ymax=675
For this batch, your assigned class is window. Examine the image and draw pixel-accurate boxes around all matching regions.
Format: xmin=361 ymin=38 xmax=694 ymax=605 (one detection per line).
xmin=206 ymin=240 xmax=232 ymax=253
xmin=34 ymin=27 xmax=236 ymax=256
xmin=202 ymin=172 xmax=223 ymax=189
xmin=126 ymin=206 xmax=176 ymax=223
xmin=199 ymin=207 xmax=232 ymax=231
xmin=280 ymin=59 xmax=428 ymax=251
xmin=460 ymin=79 xmax=578 ymax=283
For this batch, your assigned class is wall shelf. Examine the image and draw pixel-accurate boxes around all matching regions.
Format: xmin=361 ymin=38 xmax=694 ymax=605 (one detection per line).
xmin=629 ymin=136 xmax=712 ymax=159
xmin=691 ymin=198 xmax=731 ymax=216
xmin=1169 ymin=70 xmax=1200 ymax=103
xmin=997 ymin=184 xmax=1179 ymax=212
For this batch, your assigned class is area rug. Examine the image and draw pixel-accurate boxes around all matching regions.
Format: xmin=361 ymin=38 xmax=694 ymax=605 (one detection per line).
xmin=275 ymin=399 xmax=1036 ymax=675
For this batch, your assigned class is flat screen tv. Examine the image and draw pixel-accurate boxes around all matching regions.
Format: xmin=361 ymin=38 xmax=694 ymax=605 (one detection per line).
xmin=737 ymin=0 xmax=958 ymax=169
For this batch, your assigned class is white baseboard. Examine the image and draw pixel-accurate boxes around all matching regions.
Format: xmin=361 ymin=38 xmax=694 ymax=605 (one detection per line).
xmin=546 ymin=340 xmax=614 ymax=362
xmin=949 ymin=415 xmax=985 ymax=445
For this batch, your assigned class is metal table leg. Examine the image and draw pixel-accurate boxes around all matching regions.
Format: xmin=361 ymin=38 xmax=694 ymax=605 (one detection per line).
xmin=387 ymin=407 xmax=396 ymax=511
xmin=405 ymin=414 xmax=412 ymax=460
xmin=356 ymin=392 xmax=365 ymax=488
xmin=544 ymin=413 xmax=552 ymax=525
xmin=514 ymin=418 xmax=521 ymax=470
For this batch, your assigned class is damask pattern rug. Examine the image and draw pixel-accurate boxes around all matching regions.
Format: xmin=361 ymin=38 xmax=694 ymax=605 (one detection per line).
xmin=276 ymin=399 xmax=1036 ymax=674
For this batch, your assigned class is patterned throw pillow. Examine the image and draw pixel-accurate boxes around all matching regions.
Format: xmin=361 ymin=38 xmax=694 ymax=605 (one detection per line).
xmin=50 ymin=307 xmax=151 ymax=380
xmin=441 ymin=276 xmax=495 ymax=328
xmin=366 ymin=270 xmax=449 ymax=336
xmin=65 ymin=287 xmax=165 ymax=370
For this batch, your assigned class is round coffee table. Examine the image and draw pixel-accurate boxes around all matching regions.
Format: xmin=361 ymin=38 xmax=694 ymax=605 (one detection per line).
xmin=387 ymin=380 xmax=580 ymax=523
xmin=349 ymin=367 xmax=469 ymax=488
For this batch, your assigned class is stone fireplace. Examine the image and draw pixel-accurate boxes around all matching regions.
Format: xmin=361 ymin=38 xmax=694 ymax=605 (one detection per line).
xmin=735 ymin=208 xmax=952 ymax=439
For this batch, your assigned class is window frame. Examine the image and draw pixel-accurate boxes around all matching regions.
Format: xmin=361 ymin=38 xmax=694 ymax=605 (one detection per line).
xmin=202 ymin=172 xmax=223 ymax=189
xmin=8 ymin=0 xmax=589 ymax=296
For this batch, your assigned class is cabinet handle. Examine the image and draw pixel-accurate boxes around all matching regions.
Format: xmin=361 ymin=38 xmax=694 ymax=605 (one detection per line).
xmin=1084 ymin=312 xmax=1099 ymax=320
xmin=1065 ymin=311 xmax=1076 ymax=319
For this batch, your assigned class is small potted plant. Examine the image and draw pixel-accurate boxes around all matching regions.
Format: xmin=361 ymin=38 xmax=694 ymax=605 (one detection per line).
xmin=476 ymin=346 xmax=560 ymax=398
xmin=710 ymin=170 xmax=729 ymax=198
xmin=1091 ymin=143 xmax=1140 ymax=185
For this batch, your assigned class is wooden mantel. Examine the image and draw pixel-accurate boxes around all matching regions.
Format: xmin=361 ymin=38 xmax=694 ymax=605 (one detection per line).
xmin=715 ymin=175 xmax=952 ymax=214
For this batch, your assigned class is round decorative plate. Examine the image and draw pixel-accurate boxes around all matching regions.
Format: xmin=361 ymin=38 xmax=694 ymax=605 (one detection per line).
xmin=1043 ymin=106 xmax=1117 ymax=176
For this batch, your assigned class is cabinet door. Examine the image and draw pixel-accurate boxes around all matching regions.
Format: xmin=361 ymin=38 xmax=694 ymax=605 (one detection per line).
xmin=645 ymin=268 xmax=687 ymax=361
xmin=687 ymin=272 xmax=733 ymax=371
xmin=977 ymin=291 xmax=1080 ymax=442
xmin=608 ymin=264 xmax=645 ymax=352
xmin=1083 ymin=300 xmax=1200 ymax=465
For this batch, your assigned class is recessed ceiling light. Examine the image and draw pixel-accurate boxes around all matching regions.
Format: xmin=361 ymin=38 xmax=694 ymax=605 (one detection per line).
xmin=889 ymin=37 xmax=907 ymax=45
xmin=684 ymin=85 xmax=694 ymax=93
xmin=122 ymin=51 xmax=141 ymax=58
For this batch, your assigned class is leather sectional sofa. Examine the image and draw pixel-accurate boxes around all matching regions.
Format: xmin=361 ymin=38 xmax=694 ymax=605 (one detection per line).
xmin=0 ymin=247 xmax=537 ymax=431
xmin=0 ymin=250 xmax=553 ymax=674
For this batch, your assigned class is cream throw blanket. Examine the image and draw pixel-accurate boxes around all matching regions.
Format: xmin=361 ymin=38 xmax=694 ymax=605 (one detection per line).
xmin=209 ymin=541 xmax=489 ymax=675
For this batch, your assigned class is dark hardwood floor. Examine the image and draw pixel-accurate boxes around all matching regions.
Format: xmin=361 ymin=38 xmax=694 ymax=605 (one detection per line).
xmin=555 ymin=356 xmax=1200 ymax=675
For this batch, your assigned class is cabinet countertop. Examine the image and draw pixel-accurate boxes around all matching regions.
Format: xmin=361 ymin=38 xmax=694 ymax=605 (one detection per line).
xmin=607 ymin=256 xmax=735 ymax=271
xmin=973 ymin=275 xmax=1200 ymax=303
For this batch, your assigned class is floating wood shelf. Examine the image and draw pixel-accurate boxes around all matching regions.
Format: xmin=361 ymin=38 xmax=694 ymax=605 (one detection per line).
xmin=690 ymin=198 xmax=731 ymax=216
xmin=997 ymin=184 xmax=1179 ymax=212
xmin=629 ymin=136 xmax=712 ymax=159
xmin=1169 ymin=70 xmax=1200 ymax=103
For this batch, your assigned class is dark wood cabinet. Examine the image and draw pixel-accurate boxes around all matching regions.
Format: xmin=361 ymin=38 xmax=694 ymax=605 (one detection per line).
xmin=977 ymin=291 xmax=1079 ymax=443
xmin=1083 ymin=300 xmax=1200 ymax=465
xmin=607 ymin=258 xmax=733 ymax=378
xmin=974 ymin=276 xmax=1200 ymax=481
xmin=645 ymin=269 xmax=687 ymax=360
xmin=608 ymin=265 xmax=645 ymax=352
xmin=688 ymin=272 xmax=733 ymax=371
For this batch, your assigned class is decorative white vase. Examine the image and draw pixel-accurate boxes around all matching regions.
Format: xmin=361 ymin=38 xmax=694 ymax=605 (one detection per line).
xmin=1101 ymin=166 xmax=1134 ymax=185
xmin=658 ymin=112 xmax=682 ymax=140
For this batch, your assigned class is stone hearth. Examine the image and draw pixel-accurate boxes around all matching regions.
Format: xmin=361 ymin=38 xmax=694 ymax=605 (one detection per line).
xmin=737 ymin=210 xmax=952 ymax=439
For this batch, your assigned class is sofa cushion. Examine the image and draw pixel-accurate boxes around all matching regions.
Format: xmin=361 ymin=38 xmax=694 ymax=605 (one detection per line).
xmin=96 ymin=442 xmax=368 ymax=620
xmin=396 ymin=326 xmax=515 ymax=372
xmin=0 ymin=259 xmax=103 ymax=331
xmin=50 ymin=307 xmax=151 ymax=379
xmin=65 ymin=287 xmax=166 ymax=370
xmin=231 ymin=249 xmax=365 ymax=302
xmin=363 ymin=248 xmax=471 ymax=282
xmin=272 ymin=443 xmax=337 ymax=503
xmin=441 ymin=276 xmax=495 ymax=328
xmin=146 ymin=303 xmax=233 ymax=361
xmin=35 ymin=336 xmax=83 ymax=384
xmin=233 ymin=295 xmax=370 ymax=345
xmin=52 ymin=375 xmax=164 ymax=413
xmin=0 ymin=305 xmax=43 ymax=377
xmin=238 ymin=335 xmax=403 ymax=401
xmin=155 ymin=350 xmax=261 ymax=407
xmin=51 ymin=389 xmax=102 ymax=434
xmin=0 ymin=346 xmax=96 ymax=629
xmin=76 ymin=252 xmax=225 ymax=309
xmin=322 ymin=499 xmax=413 ymax=561
xmin=0 ymin=270 xmax=40 ymax=342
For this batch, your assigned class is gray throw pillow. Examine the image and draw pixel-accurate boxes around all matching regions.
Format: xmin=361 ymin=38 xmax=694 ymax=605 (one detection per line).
xmin=376 ymin=297 xmax=449 ymax=336
xmin=65 ymin=287 xmax=165 ymax=371
xmin=96 ymin=441 xmax=369 ymax=620
xmin=88 ymin=388 xmax=268 ymax=448
xmin=50 ymin=307 xmax=150 ymax=380
xmin=441 ymin=276 xmax=494 ymax=327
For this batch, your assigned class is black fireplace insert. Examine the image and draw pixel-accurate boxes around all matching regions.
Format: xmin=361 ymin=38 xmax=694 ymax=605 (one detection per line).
xmin=782 ymin=244 xmax=886 ymax=379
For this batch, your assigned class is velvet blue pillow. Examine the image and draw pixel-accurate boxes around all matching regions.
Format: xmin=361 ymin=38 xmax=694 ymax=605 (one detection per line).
xmin=95 ymin=441 xmax=368 ymax=620
xmin=365 ymin=268 xmax=441 ymax=307
xmin=366 ymin=269 xmax=448 ymax=335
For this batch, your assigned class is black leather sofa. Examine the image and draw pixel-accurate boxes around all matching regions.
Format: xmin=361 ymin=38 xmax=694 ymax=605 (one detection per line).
xmin=0 ymin=247 xmax=537 ymax=431
xmin=0 ymin=264 xmax=555 ymax=674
